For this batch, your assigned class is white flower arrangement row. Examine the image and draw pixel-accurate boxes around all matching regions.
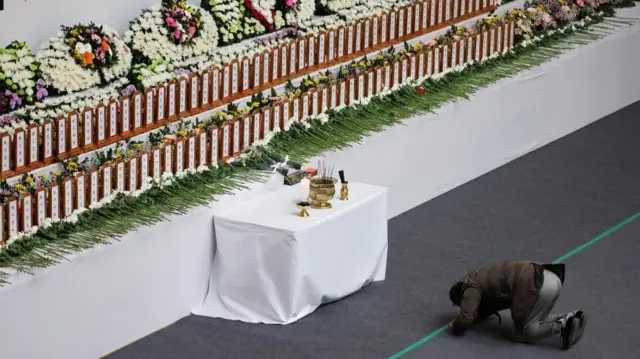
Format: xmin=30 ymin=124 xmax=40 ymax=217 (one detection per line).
xmin=36 ymin=25 xmax=132 ymax=94
xmin=133 ymin=0 xmax=414 ymax=89
xmin=0 ymin=0 xmax=463 ymax=122
xmin=11 ymin=77 xmax=129 ymax=125
xmin=124 ymin=4 xmax=219 ymax=68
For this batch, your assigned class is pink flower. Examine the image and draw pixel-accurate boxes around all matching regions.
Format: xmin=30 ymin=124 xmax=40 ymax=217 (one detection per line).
xmin=173 ymin=28 xmax=182 ymax=40
xmin=91 ymin=34 xmax=101 ymax=44
xmin=95 ymin=47 xmax=106 ymax=60
xmin=187 ymin=26 xmax=196 ymax=37
xmin=285 ymin=0 xmax=297 ymax=7
xmin=561 ymin=5 xmax=570 ymax=12
xmin=166 ymin=17 xmax=177 ymax=27
xmin=453 ymin=35 xmax=461 ymax=41
xmin=424 ymin=39 xmax=437 ymax=47
xmin=577 ymin=0 xmax=585 ymax=7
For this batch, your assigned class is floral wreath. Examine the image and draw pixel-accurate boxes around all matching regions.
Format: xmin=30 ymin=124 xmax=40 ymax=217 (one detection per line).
xmin=0 ymin=42 xmax=48 ymax=115
xmin=125 ymin=2 xmax=218 ymax=67
xmin=37 ymin=23 xmax=132 ymax=94
xmin=161 ymin=0 xmax=204 ymax=46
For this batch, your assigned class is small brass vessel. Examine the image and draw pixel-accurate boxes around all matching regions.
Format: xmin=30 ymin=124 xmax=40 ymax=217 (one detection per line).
xmin=339 ymin=182 xmax=349 ymax=201
xmin=309 ymin=176 xmax=337 ymax=209
xmin=296 ymin=201 xmax=311 ymax=217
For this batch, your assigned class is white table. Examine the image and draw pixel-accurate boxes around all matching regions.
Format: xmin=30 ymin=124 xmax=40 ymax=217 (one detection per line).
xmin=193 ymin=182 xmax=388 ymax=324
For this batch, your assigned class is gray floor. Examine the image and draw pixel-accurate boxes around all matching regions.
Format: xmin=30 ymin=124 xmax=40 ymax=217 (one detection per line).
xmin=107 ymin=100 xmax=640 ymax=359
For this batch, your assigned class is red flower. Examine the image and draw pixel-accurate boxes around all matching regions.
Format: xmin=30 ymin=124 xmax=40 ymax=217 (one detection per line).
xmin=417 ymin=87 xmax=425 ymax=95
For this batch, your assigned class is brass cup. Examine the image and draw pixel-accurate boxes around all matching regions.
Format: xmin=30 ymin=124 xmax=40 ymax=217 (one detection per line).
xmin=296 ymin=201 xmax=311 ymax=217
xmin=309 ymin=176 xmax=337 ymax=209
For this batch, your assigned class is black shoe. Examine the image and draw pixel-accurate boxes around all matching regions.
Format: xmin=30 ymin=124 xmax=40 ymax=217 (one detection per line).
xmin=562 ymin=313 xmax=587 ymax=350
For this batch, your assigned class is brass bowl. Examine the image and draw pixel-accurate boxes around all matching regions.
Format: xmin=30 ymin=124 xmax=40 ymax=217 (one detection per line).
xmin=309 ymin=176 xmax=338 ymax=209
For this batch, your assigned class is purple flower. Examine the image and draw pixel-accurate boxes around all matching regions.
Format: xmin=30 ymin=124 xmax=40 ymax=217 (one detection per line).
xmin=6 ymin=92 xmax=22 ymax=109
xmin=36 ymin=87 xmax=49 ymax=100
xmin=0 ymin=115 xmax=18 ymax=127
xmin=121 ymin=84 xmax=136 ymax=97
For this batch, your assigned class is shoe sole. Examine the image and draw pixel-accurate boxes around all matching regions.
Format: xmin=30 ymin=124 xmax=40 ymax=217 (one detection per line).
xmin=564 ymin=314 xmax=587 ymax=350
xmin=570 ymin=313 xmax=587 ymax=348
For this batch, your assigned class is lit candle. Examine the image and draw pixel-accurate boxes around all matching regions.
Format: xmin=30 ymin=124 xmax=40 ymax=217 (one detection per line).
xmin=300 ymin=178 xmax=310 ymax=201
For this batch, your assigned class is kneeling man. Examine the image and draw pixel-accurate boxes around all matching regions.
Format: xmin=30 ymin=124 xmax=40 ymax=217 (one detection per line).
xmin=448 ymin=260 xmax=587 ymax=349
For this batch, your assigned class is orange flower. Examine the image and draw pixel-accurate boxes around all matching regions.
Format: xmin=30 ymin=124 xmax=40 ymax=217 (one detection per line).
xmin=101 ymin=40 xmax=110 ymax=51
xmin=81 ymin=51 xmax=94 ymax=66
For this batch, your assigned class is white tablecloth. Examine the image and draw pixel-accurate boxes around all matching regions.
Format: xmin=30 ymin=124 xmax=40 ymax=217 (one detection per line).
xmin=193 ymin=182 xmax=388 ymax=324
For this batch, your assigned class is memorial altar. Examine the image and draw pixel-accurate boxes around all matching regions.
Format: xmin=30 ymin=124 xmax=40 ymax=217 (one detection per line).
xmin=193 ymin=182 xmax=388 ymax=324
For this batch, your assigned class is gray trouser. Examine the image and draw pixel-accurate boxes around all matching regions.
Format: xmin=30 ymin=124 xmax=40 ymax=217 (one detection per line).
xmin=519 ymin=269 xmax=573 ymax=342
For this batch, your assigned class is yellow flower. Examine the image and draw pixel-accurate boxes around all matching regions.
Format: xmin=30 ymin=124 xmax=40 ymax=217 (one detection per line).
xmin=15 ymin=184 xmax=25 ymax=191
xmin=177 ymin=130 xmax=188 ymax=137
xmin=54 ymin=171 xmax=62 ymax=176
xmin=376 ymin=54 xmax=384 ymax=60
xmin=113 ymin=152 xmax=122 ymax=159
xmin=38 ymin=174 xmax=47 ymax=180
xmin=197 ymin=123 xmax=205 ymax=129
xmin=261 ymin=99 xmax=268 ymax=104
xmin=251 ymin=102 xmax=260 ymax=108
xmin=25 ymin=176 xmax=34 ymax=184
xmin=295 ymin=89 xmax=301 ymax=96
xmin=313 ymin=78 xmax=320 ymax=84
xmin=304 ymin=80 xmax=313 ymax=86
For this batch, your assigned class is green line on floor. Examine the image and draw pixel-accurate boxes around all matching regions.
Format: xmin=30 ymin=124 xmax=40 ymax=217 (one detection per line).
xmin=387 ymin=326 xmax=448 ymax=359
xmin=552 ymin=211 xmax=640 ymax=264
xmin=386 ymin=210 xmax=640 ymax=359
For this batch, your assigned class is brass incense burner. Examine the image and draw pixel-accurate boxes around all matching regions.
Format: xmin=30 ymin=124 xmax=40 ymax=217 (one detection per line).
xmin=309 ymin=176 xmax=337 ymax=209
